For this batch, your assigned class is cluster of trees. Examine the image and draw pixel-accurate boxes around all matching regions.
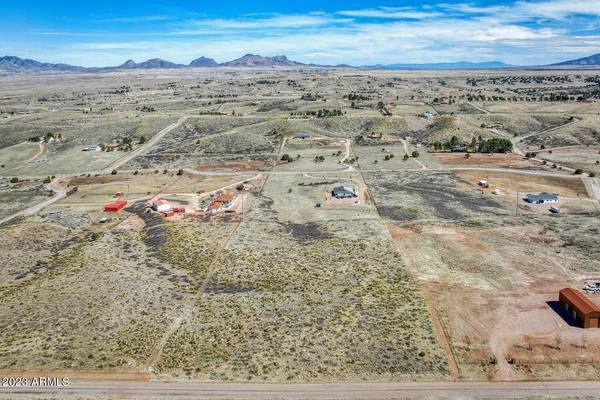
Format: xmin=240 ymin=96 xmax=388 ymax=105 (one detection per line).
xmin=347 ymin=93 xmax=371 ymax=101
xmin=433 ymin=97 xmax=456 ymax=104
xmin=466 ymin=93 xmax=588 ymax=102
xmin=466 ymin=75 xmax=572 ymax=86
xmin=204 ymin=94 xmax=238 ymax=98
xmin=289 ymin=109 xmax=344 ymax=118
xmin=478 ymin=138 xmax=513 ymax=153
xmin=316 ymin=109 xmax=343 ymax=118
xmin=28 ymin=132 xmax=61 ymax=143
xmin=432 ymin=135 xmax=512 ymax=153
xmin=103 ymin=136 xmax=140 ymax=152
xmin=256 ymin=80 xmax=277 ymax=85
xmin=108 ymin=85 xmax=131 ymax=95
xmin=281 ymin=153 xmax=299 ymax=162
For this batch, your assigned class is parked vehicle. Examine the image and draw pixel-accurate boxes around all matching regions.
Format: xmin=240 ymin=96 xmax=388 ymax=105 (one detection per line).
xmin=583 ymin=282 xmax=600 ymax=292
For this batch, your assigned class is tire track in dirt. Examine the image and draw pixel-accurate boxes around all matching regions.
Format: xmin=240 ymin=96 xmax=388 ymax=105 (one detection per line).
xmin=144 ymin=188 xmax=250 ymax=373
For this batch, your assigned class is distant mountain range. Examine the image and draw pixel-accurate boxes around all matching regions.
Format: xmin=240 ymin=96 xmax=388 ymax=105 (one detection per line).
xmin=222 ymin=54 xmax=304 ymax=67
xmin=0 ymin=54 xmax=311 ymax=73
xmin=550 ymin=53 xmax=600 ymax=66
xmin=0 ymin=56 xmax=87 ymax=73
xmin=371 ymin=61 xmax=513 ymax=70
xmin=2 ymin=52 xmax=600 ymax=73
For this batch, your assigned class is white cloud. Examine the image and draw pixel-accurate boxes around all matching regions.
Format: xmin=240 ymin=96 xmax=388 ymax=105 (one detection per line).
xmin=450 ymin=0 xmax=600 ymax=21
xmin=337 ymin=7 xmax=441 ymax=19
xmin=101 ymin=15 xmax=175 ymax=23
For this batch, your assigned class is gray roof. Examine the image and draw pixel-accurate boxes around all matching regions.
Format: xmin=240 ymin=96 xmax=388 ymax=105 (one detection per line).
xmin=333 ymin=186 xmax=354 ymax=193
xmin=526 ymin=192 xmax=559 ymax=202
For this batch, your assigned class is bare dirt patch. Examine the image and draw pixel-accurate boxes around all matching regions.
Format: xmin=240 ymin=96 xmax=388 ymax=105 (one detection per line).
xmin=455 ymin=170 xmax=588 ymax=197
xmin=432 ymin=153 xmax=548 ymax=170
xmin=195 ymin=160 xmax=267 ymax=172
xmin=389 ymin=217 xmax=600 ymax=381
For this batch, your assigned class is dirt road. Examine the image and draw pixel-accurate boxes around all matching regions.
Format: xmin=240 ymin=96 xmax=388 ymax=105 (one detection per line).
xmin=467 ymin=102 xmax=491 ymax=114
xmin=0 ymin=178 xmax=66 ymax=225
xmin=340 ymin=138 xmax=351 ymax=162
xmin=24 ymin=142 xmax=44 ymax=165
xmin=104 ymin=115 xmax=190 ymax=172
xmin=4 ymin=379 xmax=600 ymax=399
xmin=401 ymin=139 xmax=427 ymax=169
xmin=512 ymin=119 xmax=578 ymax=145
xmin=584 ymin=177 xmax=600 ymax=204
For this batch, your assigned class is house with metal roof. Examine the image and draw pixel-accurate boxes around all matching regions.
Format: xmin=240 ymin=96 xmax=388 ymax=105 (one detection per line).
xmin=525 ymin=192 xmax=559 ymax=204
xmin=559 ymin=288 xmax=600 ymax=328
xmin=331 ymin=186 xmax=357 ymax=199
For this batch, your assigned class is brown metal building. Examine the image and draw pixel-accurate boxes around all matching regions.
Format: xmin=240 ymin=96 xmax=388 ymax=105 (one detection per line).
xmin=559 ymin=288 xmax=600 ymax=329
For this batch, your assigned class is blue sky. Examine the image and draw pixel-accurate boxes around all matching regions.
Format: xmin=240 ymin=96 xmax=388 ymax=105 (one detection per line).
xmin=1 ymin=0 xmax=600 ymax=66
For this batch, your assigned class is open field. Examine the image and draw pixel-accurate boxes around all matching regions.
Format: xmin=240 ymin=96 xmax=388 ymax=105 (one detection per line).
xmin=389 ymin=215 xmax=600 ymax=381
xmin=535 ymin=146 xmax=600 ymax=175
xmin=432 ymin=153 xmax=550 ymax=170
xmin=1 ymin=68 xmax=600 ymax=390
xmin=0 ymin=178 xmax=53 ymax=220
xmin=156 ymin=174 xmax=449 ymax=381
xmin=365 ymin=170 xmax=510 ymax=222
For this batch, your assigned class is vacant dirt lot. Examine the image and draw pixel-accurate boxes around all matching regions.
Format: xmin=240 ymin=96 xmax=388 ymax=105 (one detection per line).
xmin=156 ymin=176 xmax=449 ymax=382
xmin=432 ymin=153 xmax=548 ymax=170
xmin=389 ymin=215 xmax=600 ymax=381
xmin=455 ymin=170 xmax=588 ymax=198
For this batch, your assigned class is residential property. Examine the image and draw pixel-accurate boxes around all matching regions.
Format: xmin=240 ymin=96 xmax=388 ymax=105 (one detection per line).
xmin=525 ymin=192 xmax=559 ymax=204
xmin=451 ymin=144 xmax=467 ymax=152
xmin=478 ymin=180 xmax=490 ymax=188
xmin=331 ymin=186 xmax=357 ymax=199
xmin=420 ymin=111 xmax=433 ymax=119
xmin=151 ymin=199 xmax=172 ymax=213
xmin=294 ymin=132 xmax=311 ymax=139
xmin=82 ymin=144 xmax=100 ymax=152
xmin=207 ymin=193 xmax=236 ymax=213
xmin=104 ymin=200 xmax=127 ymax=212
xmin=213 ymin=194 xmax=235 ymax=206
xmin=559 ymin=288 xmax=600 ymax=328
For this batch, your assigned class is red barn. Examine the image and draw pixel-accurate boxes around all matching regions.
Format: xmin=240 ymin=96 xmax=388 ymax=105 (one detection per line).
xmin=104 ymin=200 xmax=127 ymax=212
xmin=559 ymin=288 xmax=600 ymax=329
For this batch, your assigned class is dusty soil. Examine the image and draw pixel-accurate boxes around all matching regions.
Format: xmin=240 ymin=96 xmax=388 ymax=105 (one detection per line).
xmin=389 ymin=219 xmax=600 ymax=381
xmin=195 ymin=160 xmax=267 ymax=172
xmin=432 ymin=153 xmax=548 ymax=170
xmin=455 ymin=170 xmax=589 ymax=197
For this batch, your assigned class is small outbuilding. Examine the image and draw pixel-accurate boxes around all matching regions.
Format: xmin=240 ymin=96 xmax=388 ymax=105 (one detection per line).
xmin=525 ymin=192 xmax=559 ymax=204
xmin=294 ymin=132 xmax=311 ymax=140
xmin=559 ymin=288 xmax=600 ymax=328
xmin=104 ymin=200 xmax=127 ymax=212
